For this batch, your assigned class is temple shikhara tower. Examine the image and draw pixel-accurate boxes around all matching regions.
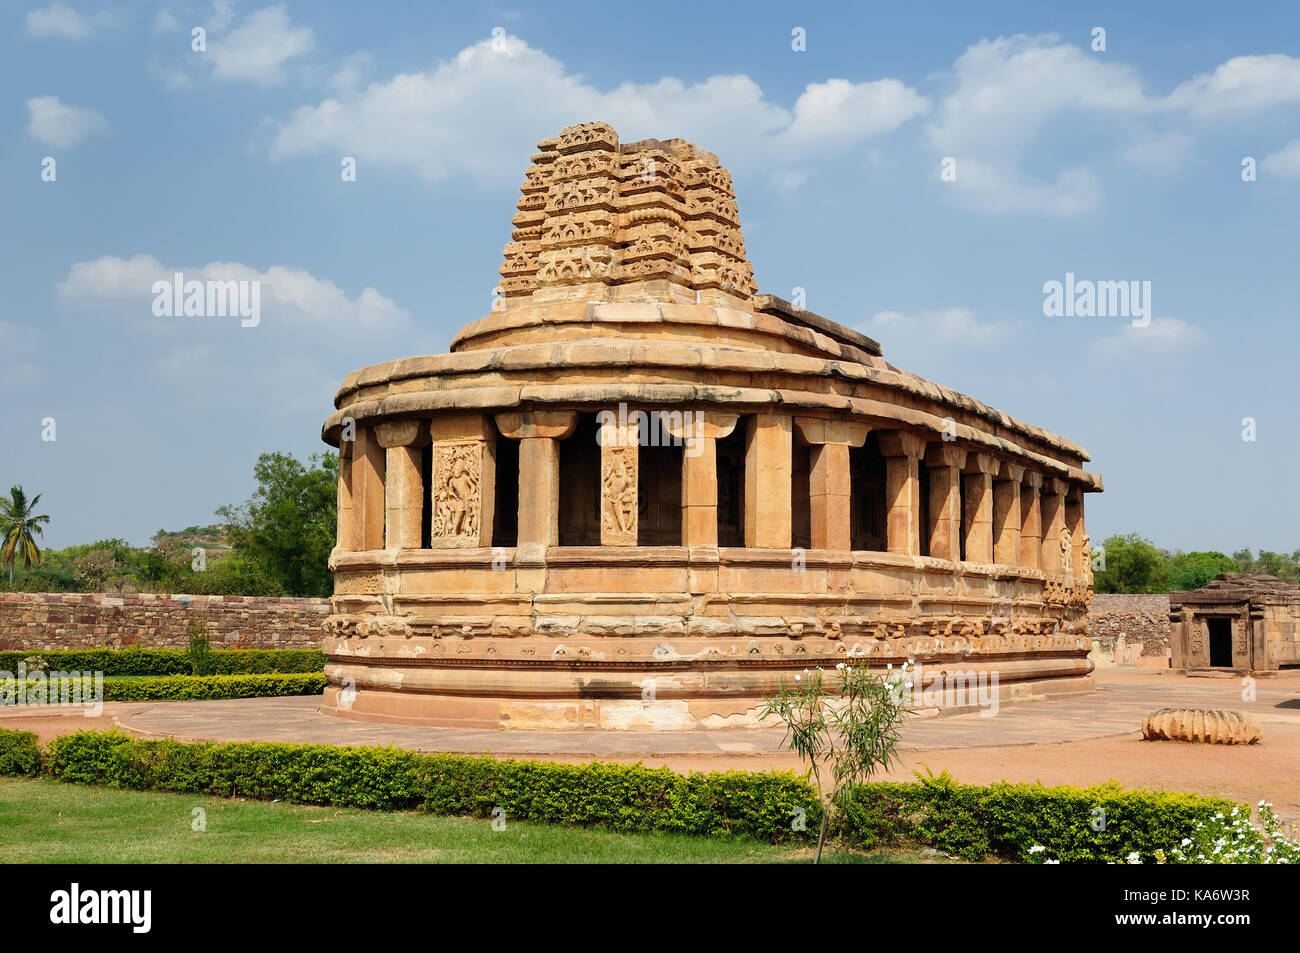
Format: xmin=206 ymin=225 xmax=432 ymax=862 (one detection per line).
xmin=320 ymin=121 xmax=1104 ymax=729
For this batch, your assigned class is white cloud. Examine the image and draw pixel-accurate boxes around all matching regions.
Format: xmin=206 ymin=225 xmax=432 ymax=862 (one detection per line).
xmin=329 ymin=51 xmax=372 ymax=94
xmin=208 ymin=4 xmax=314 ymax=86
xmin=930 ymin=35 xmax=1152 ymax=157
xmin=206 ymin=0 xmax=235 ymax=33
xmin=57 ymin=254 xmax=410 ymax=341
xmin=1168 ymin=55 xmax=1300 ymax=117
xmin=946 ymin=158 xmax=1101 ymax=216
xmin=269 ymin=33 xmax=927 ymax=184
xmin=778 ymin=78 xmax=929 ymax=154
xmin=1120 ymin=131 xmax=1194 ymax=171
xmin=1089 ymin=317 xmax=1208 ymax=359
xmin=25 ymin=3 xmax=112 ymax=39
xmin=154 ymin=8 xmax=181 ymax=32
xmin=26 ymin=96 xmax=108 ymax=148
xmin=927 ymin=35 xmax=1153 ymax=216
xmin=923 ymin=38 xmax=1300 ymax=215
xmin=867 ymin=307 xmax=1013 ymax=350
xmin=1262 ymin=139 xmax=1300 ymax=178
xmin=57 ymin=254 xmax=411 ymax=416
xmin=149 ymin=58 xmax=193 ymax=90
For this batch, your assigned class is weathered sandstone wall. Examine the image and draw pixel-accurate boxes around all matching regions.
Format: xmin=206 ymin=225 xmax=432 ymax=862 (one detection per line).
xmin=0 ymin=592 xmax=327 ymax=651
xmin=1088 ymin=593 xmax=1170 ymax=665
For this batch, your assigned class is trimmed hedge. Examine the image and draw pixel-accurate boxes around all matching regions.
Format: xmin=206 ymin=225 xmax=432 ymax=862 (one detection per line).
xmin=0 ymin=729 xmax=1242 ymax=858
xmin=0 ymin=648 xmax=324 ymax=677
xmin=832 ymin=770 xmax=1238 ymax=863
xmin=38 ymin=731 xmax=818 ymax=842
xmin=0 ymin=729 xmax=41 ymax=777
xmin=26 ymin=673 xmax=328 ymax=702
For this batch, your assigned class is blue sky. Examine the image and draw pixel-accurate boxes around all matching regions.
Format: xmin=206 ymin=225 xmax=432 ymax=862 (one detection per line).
xmin=3 ymin=0 xmax=1299 ymax=553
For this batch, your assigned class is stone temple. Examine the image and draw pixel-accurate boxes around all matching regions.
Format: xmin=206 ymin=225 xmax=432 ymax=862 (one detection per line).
xmin=319 ymin=121 xmax=1104 ymax=729
xmin=1169 ymin=573 xmax=1300 ymax=673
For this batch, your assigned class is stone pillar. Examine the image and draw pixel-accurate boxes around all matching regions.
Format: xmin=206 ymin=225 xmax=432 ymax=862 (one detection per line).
xmin=795 ymin=417 xmax=869 ymax=551
xmin=375 ymin=420 xmax=427 ymax=550
xmin=428 ymin=415 xmax=497 ymax=549
xmin=663 ymin=412 xmax=739 ymax=549
xmin=495 ymin=411 xmax=579 ymax=562
xmin=992 ymin=463 xmax=1024 ymax=566
xmin=1040 ymin=478 xmax=1068 ymax=573
xmin=924 ymin=444 xmax=967 ymax=561
xmin=336 ymin=436 xmax=354 ymax=551
xmin=1065 ymin=486 xmax=1087 ymax=579
xmin=877 ymin=432 xmax=927 ymax=555
xmin=351 ymin=425 xmax=386 ymax=551
xmin=1019 ymin=471 xmax=1043 ymax=569
xmin=744 ymin=413 xmax=793 ymax=549
xmin=961 ymin=452 xmax=999 ymax=564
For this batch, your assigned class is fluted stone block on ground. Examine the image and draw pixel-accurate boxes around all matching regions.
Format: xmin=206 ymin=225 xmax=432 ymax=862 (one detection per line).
xmin=1141 ymin=708 xmax=1262 ymax=745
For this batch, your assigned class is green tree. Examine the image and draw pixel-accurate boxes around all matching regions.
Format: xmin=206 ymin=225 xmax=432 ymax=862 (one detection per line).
xmin=1093 ymin=533 xmax=1170 ymax=593
xmin=1168 ymin=551 xmax=1237 ymax=591
xmin=216 ymin=452 xmax=338 ymax=597
xmin=1255 ymin=550 xmax=1300 ymax=580
xmin=0 ymin=486 xmax=51 ymax=585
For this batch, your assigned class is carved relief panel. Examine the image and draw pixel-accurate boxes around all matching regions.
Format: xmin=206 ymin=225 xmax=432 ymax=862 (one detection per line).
xmin=432 ymin=441 xmax=485 ymax=546
xmin=599 ymin=413 xmax=639 ymax=547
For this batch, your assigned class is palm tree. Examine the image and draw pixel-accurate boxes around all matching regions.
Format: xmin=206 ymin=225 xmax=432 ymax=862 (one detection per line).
xmin=0 ymin=485 xmax=51 ymax=585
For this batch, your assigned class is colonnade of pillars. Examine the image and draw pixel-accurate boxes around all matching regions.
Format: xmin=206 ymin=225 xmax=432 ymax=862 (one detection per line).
xmin=335 ymin=410 xmax=1089 ymax=577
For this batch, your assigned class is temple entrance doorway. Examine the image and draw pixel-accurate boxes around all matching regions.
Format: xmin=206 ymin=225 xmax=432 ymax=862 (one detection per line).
xmin=1207 ymin=617 xmax=1234 ymax=668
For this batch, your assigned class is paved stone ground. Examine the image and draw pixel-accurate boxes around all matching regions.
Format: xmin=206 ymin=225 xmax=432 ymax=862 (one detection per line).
xmin=91 ymin=669 xmax=1300 ymax=752
xmin=4 ymin=669 xmax=1298 ymax=815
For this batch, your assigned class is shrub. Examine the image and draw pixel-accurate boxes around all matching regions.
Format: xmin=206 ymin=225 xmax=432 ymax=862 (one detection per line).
xmin=187 ymin=619 xmax=214 ymax=676
xmin=0 ymin=648 xmax=325 ymax=677
xmin=54 ymin=673 xmax=327 ymax=701
xmin=832 ymin=770 xmax=1237 ymax=863
xmin=1162 ymin=800 xmax=1300 ymax=864
xmin=0 ymin=729 xmax=42 ymax=777
xmin=760 ymin=660 xmax=911 ymax=862
xmin=0 ymin=730 xmax=1246 ymax=859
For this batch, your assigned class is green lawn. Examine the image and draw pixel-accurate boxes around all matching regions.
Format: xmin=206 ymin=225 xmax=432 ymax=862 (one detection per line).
xmin=0 ymin=778 xmax=954 ymax=864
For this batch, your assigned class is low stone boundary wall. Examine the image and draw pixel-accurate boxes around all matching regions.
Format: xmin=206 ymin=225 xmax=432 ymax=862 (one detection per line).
xmin=0 ymin=590 xmax=1170 ymax=660
xmin=0 ymin=592 xmax=328 ymax=651
xmin=1088 ymin=593 xmax=1171 ymax=666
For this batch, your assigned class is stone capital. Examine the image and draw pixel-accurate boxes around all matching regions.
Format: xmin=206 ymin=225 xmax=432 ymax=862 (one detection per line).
xmin=430 ymin=414 xmax=494 ymax=444
xmin=876 ymin=431 xmax=928 ymax=460
xmin=494 ymin=410 xmax=580 ymax=440
xmin=963 ymin=452 xmax=1000 ymax=477
xmin=660 ymin=410 xmax=738 ymax=442
xmin=1048 ymin=477 xmax=1069 ymax=498
xmin=374 ymin=419 xmax=426 ymax=449
xmin=925 ymin=443 xmax=967 ymax=470
xmin=794 ymin=416 xmax=869 ymax=448
xmin=1022 ymin=470 xmax=1044 ymax=491
xmin=997 ymin=462 xmax=1026 ymax=484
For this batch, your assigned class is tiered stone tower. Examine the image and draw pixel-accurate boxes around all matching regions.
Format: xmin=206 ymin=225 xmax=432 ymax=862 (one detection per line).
xmin=499 ymin=122 xmax=757 ymax=307
xmin=320 ymin=122 xmax=1104 ymax=730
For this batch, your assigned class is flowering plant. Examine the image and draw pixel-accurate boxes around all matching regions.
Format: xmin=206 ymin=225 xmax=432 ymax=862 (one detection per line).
xmin=760 ymin=658 xmax=912 ymax=863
